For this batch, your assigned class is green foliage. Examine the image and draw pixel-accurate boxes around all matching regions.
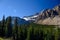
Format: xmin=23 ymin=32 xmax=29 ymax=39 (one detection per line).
xmin=13 ymin=17 xmax=18 ymax=40
xmin=1 ymin=15 xmax=5 ymax=37
xmin=5 ymin=16 xmax=12 ymax=37
xmin=0 ymin=16 xmax=60 ymax=40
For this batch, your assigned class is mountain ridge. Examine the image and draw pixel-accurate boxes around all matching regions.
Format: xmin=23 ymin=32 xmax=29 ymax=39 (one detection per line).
xmin=6 ymin=16 xmax=29 ymax=25
xmin=36 ymin=4 xmax=60 ymax=25
xmin=23 ymin=4 xmax=60 ymax=25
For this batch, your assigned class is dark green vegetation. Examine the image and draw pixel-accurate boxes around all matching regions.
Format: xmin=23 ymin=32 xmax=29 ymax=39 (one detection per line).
xmin=0 ymin=16 xmax=60 ymax=40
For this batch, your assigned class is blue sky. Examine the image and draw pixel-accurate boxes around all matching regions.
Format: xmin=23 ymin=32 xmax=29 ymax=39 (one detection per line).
xmin=0 ymin=0 xmax=60 ymax=19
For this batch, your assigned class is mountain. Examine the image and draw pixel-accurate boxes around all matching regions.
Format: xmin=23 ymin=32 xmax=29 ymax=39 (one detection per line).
xmin=23 ymin=13 xmax=39 ymax=22
xmin=22 ymin=4 xmax=60 ymax=25
xmin=5 ymin=4 xmax=60 ymax=25
xmin=35 ymin=4 xmax=60 ymax=25
xmin=6 ymin=16 xmax=29 ymax=25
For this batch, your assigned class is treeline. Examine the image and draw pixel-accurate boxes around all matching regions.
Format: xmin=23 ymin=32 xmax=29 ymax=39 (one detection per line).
xmin=0 ymin=16 xmax=60 ymax=40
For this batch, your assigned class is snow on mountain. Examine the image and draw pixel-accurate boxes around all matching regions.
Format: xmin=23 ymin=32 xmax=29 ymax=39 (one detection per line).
xmin=23 ymin=13 xmax=39 ymax=22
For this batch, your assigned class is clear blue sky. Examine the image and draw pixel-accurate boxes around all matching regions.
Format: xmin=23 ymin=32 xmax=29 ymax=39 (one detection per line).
xmin=0 ymin=0 xmax=60 ymax=19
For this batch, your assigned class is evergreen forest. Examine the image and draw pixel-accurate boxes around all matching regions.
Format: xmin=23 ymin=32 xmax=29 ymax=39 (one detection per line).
xmin=0 ymin=16 xmax=60 ymax=40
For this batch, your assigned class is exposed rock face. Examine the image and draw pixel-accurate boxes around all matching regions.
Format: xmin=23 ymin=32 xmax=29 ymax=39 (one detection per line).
xmin=36 ymin=4 xmax=60 ymax=25
xmin=37 ymin=16 xmax=60 ymax=25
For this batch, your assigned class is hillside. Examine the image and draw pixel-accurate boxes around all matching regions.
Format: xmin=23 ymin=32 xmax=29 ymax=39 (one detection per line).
xmin=34 ymin=4 xmax=60 ymax=25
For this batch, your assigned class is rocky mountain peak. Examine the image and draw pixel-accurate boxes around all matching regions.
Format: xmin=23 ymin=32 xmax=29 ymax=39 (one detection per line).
xmin=35 ymin=4 xmax=60 ymax=25
xmin=53 ymin=4 xmax=60 ymax=12
xmin=22 ymin=4 xmax=60 ymax=25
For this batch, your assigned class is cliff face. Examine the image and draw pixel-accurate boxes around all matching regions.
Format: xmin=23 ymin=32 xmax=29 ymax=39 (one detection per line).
xmin=36 ymin=5 xmax=60 ymax=25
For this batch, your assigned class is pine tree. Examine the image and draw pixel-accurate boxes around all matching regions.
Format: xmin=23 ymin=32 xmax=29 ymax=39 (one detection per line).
xmin=19 ymin=26 xmax=24 ymax=40
xmin=26 ymin=24 xmax=34 ymax=40
xmin=18 ymin=25 xmax=27 ymax=40
xmin=6 ymin=16 xmax=12 ymax=37
xmin=13 ymin=17 xmax=18 ymax=40
xmin=0 ymin=21 xmax=2 ymax=37
xmin=1 ymin=15 xmax=5 ymax=37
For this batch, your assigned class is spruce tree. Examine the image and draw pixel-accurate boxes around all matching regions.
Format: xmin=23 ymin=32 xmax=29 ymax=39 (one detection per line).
xmin=1 ymin=15 xmax=5 ymax=37
xmin=0 ymin=21 xmax=2 ymax=37
xmin=6 ymin=16 xmax=12 ymax=37
xmin=13 ymin=17 xmax=18 ymax=40
xmin=26 ymin=25 xmax=34 ymax=40
xmin=18 ymin=25 xmax=27 ymax=40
